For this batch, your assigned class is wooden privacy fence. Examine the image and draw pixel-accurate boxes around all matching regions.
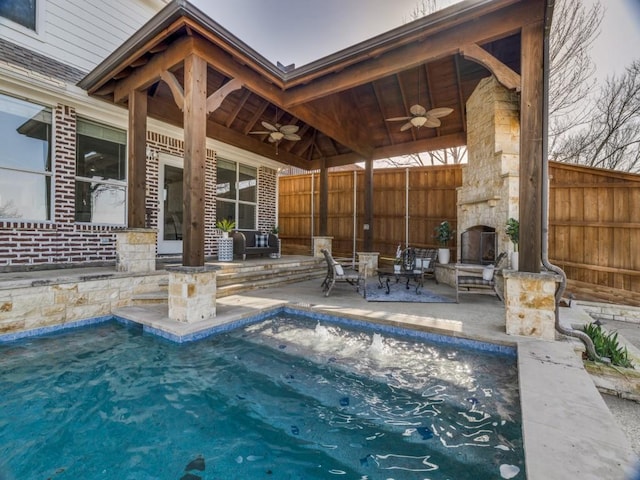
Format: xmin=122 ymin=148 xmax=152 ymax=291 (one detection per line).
xmin=278 ymin=162 xmax=640 ymax=306
xmin=278 ymin=165 xmax=461 ymax=259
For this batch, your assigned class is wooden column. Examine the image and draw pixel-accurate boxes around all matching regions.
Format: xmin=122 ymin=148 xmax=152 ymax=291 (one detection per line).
xmin=519 ymin=20 xmax=544 ymax=273
xmin=364 ymin=158 xmax=373 ymax=251
xmin=183 ymin=54 xmax=208 ymax=266
xmin=127 ymin=89 xmax=147 ymax=228
xmin=319 ymin=158 xmax=328 ymax=236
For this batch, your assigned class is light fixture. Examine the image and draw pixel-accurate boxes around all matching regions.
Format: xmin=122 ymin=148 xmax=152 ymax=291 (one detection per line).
xmin=410 ymin=116 xmax=428 ymax=128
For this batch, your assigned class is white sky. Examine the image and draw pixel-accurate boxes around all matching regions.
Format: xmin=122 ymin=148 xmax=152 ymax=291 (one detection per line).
xmin=190 ymin=0 xmax=640 ymax=84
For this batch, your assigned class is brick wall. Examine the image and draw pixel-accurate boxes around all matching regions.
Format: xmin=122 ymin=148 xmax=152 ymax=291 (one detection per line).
xmin=258 ymin=166 xmax=277 ymax=233
xmin=0 ymin=111 xmax=277 ymax=269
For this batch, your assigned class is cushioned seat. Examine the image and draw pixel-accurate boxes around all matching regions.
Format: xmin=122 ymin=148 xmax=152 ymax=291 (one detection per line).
xmin=231 ymin=230 xmax=279 ymax=260
xmin=320 ymin=248 xmax=366 ymax=297
xmin=455 ymin=252 xmax=508 ymax=302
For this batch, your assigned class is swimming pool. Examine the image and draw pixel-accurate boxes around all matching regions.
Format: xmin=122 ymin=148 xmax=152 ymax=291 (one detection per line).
xmin=0 ymin=311 xmax=524 ymax=479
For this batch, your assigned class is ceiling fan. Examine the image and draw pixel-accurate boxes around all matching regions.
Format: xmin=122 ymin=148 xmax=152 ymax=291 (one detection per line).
xmin=386 ymin=105 xmax=453 ymax=132
xmin=249 ymin=121 xmax=301 ymax=146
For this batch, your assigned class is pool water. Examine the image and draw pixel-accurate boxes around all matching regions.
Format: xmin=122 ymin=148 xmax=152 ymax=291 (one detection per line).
xmin=0 ymin=315 xmax=524 ymax=479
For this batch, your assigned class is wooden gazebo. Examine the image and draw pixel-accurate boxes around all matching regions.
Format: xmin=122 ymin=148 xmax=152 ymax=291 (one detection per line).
xmin=79 ymin=0 xmax=550 ymax=271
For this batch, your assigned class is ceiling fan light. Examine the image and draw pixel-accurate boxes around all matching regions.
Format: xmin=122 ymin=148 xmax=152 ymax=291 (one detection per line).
xmin=410 ymin=116 xmax=427 ymax=128
xmin=271 ymin=131 xmax=285 ymax=141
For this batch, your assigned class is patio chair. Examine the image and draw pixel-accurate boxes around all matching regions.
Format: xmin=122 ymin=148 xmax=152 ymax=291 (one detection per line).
xmin=412 ymin=248 xmax=438 ymax=283
xmin=455 ymin=252 xmax=508 ymax=303
xmin=320 ymin=248 xmax=366 ymax=297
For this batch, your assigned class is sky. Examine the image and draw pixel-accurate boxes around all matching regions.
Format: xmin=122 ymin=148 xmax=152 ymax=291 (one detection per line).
xmin=190 ymin=0 xmax=640 ymax=83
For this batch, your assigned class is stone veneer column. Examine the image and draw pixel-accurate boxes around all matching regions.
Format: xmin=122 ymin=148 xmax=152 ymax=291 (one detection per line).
xmin=458 ymin=76 xmax=520 ymax=260
xmin=357 ymin=252 xmax=379 ymax=278
xmin=313 ymin=236 xmax=333 ymax=257
xmin=167 ymin=265 xmax=219 ymax=323
xmin=504 ymin=271 xmax=560 ymax=340
xmin=115 ymin=228 xmax=157 ymax=272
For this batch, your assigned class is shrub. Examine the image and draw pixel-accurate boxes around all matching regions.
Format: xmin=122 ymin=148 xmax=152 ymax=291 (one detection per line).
xmin=582 ymin=323 xmax=634 ymax=368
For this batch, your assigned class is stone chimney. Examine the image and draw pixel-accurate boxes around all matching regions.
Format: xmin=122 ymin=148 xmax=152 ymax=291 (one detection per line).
xmin=457 ymin=76 xmax=520 ymax=262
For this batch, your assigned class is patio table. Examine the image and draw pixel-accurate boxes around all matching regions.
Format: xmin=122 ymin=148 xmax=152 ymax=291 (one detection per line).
xmin=376 ymin=267 xmax=424 ymax=294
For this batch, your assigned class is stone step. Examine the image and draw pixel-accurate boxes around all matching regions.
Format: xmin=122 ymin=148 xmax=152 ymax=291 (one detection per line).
xmin=217 ymin=269 xmax=325 ymax=297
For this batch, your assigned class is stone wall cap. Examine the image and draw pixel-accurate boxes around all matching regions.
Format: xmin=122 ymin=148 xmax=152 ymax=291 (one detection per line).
xmin=166 ymin=265 xmax=220 ymax=273
xmin=357 ymin=252 xmax=380 ymax=256
xmin=503 ymin=270 xmax=561 ymax=281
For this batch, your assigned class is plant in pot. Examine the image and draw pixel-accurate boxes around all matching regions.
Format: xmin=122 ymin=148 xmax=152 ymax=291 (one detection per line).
xmin=434 ymin=221 xmax=454 ymax=264
xmin=216 ymin=218 xmax=236 ymax=238
xmin=506 ymin=218 xmax=519 ymax=270
xmin=271 ymin=225 xmax=279 ymax=236
xmin=393 ymin=244 xmax=402 ymax=273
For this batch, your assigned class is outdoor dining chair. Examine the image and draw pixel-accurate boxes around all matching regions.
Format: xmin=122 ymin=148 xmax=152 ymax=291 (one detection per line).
xmin=320 ymin=248 xmax=366 ymax=297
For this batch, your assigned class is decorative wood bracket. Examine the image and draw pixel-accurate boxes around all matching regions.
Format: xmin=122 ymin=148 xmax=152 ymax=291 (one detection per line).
xmin=160 ymin=70 xmax=184 ymax=111
xmin=460 ymin=44 xmax=521 ymax=92
xmin=206 ymin=78 xmax=242 ymax=114
xmin=160 ymin=72 xmax=242 ymax=115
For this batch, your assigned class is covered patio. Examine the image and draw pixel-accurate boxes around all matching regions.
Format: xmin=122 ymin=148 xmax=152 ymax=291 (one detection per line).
xmin=79 ymin=0 xmax=546 ymax=273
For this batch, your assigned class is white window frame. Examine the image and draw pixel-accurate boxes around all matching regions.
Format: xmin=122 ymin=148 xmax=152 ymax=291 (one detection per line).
xmin=0 ymin=0 xmax=45 ymax=39
xmin=216 ymin=158 xmax=258 ymax=230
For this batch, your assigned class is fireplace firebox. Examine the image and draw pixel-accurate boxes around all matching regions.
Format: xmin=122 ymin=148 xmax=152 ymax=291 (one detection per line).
xmin=461 ymin=226 xmax=496 ymax=265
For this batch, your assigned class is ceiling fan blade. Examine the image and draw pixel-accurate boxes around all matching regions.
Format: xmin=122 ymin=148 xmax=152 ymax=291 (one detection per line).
xmin=279 ymin=124 xmax=299 ymax=135
xmin=425 ymin=118 xmax=441 ymax=128
xmin=283 ymin=133 xmax=301 ymax=141
xmin=261 ymin=121 xmax=278 ymax=131
xmin=386 ymin=116 xmax=411 ymax=122
xmin=409 ymin=104 xmax=427 ymax=116
xmin=249 ymin=130 xmax=271 ymax=135
xmin=427 ymin=107 xmax=453 ymax=118
xmin=268 ymin=135 xmax=277 ymax=143
xmin=400 ymin=122 xmax=413 ymax=131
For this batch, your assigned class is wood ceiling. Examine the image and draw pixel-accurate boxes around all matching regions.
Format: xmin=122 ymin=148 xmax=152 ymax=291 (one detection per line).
xmin=79 ymin=0 xmax=543 ymax=171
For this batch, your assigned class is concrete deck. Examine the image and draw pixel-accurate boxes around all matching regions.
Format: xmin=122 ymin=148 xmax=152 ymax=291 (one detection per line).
xmin=1 ymin=265 xmax=638 ymax=479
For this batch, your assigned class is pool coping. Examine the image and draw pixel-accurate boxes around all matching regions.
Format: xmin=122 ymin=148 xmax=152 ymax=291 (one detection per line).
xmin=1 ymin=301 xmax=636 ymax=479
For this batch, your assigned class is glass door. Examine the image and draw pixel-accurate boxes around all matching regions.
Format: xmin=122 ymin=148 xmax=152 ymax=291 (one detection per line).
xmin=158 ymin=156 xmax=183 ymax=254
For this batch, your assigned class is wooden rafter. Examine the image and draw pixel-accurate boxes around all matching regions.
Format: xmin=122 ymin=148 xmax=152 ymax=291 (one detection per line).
xmin=460 ymin=43 xmax=521 ymax=91
xmin=225 ymin=89 xmax=251 ymax=127
xmin=453 ymin=55 xmax=467 ymax=131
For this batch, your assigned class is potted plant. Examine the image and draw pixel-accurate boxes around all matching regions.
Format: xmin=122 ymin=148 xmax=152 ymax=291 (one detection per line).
xmin=216 ymin=218 xmax=236 ymax=238
xmin=434 ymin=220 xmax=454 ymax=264
xmin=506 ymin=217 xmax=519 ymax=270
xmin=271 ymin=225 xmax=279 ymax=236
xmin=393 ymin=244 xmax=402 ymax=273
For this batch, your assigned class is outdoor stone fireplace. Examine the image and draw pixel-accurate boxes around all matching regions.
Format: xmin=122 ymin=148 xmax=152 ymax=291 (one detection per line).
xmin=460 ymin=226 xmax=496 ymax=265
xmin=456 ymin=76 xmax=520 ymax=263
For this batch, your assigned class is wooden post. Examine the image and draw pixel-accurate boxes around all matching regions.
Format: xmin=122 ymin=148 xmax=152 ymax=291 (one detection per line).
xmin=364 ymin=158 xmax=373 ymax=251
xmin=183 ymin=54 xmax=207 ymax=266
xmin=519 ymin=20 xmax=544 ymax=273
xmin=127 ymin=89 xmax=147 ymax=228
xmin=319 ymin=158 xmax=328 ymax=236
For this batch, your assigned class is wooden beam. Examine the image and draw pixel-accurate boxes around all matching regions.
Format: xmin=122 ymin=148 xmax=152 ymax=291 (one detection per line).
xmin=364 ymin=159 xmax=374 ymax=250
xmin=160 ymin=70 xmax=185 ymax=110
xmin=206 ymin=78 xmax=243 ymax=114
xmin=190 ymin=37 xmax=373 ymax=159
xmin=113 ymin=36 xmax=195 ymax=103
xmin=226 ymin=89 xmax=252 ymax=127
xmin=519 ymin=20 xmax=545 ymax=273
xmin=319 ymin=159 xmax=328 ymax=236
xmin=460 ymin=43 xmax=521 ymax=91
xmin=282 ymin=1 xmax=540 ymax=107
xmin=127 ymin=89 xmax=147 ymax=228
xmin=182 ymin=53 xmax=208 ymax=267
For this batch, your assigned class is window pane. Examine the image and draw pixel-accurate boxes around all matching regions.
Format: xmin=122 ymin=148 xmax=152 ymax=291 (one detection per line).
xmin=216 ymin=159 xmax=236 ymax=200
xmin=216 ymin=200 xmax=235 ymax=227
xmin=76 ymin=119 xmax=126 ymax=181
xmin=238 ymin=164 xmax=256 ymax=202
xmin=0 ymin=169 xmax=50 ymax=220
xmin=0 ymin=0 xmax=36 ymax=30
xmin=0 ymin=93 xmax=51 ymax=172
xmin=238 ymin=203 xmax=255 ymax=230
xmin=75 ymin=181 xmax=125 ymax=224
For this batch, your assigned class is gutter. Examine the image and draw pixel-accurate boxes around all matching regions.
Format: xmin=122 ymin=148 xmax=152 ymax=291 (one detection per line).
xmin=540 ymin=0 xmax=606 ymax=363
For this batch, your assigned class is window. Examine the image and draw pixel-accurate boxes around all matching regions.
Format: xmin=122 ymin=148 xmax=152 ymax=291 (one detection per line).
xmin=0 ymin=0 xmax=36 ymax=31
xmin=75 ymin=119 xmax=127 ymax=224
xmin=216 ymin=159 xmax=256 ymax=229
xmin=0 ymin=93 xmax=51 ymax=220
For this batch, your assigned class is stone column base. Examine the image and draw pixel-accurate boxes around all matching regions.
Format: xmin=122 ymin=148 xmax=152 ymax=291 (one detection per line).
xmin=167 ymin=266 xmax=219 ymax=323
xmin=357 ymin=252 xmax=379 ymax=278
xmin=313 ymin=236 xmax=333 ymax=257
xmin=504 ymin=270 xmax=560 ymax=340
xmin=115 ymin=228 xmax=157 ymax=273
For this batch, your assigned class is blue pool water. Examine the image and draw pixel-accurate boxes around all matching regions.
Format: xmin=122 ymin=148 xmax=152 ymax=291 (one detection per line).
xmin=0 ymin=314 xmax=524 ymax=479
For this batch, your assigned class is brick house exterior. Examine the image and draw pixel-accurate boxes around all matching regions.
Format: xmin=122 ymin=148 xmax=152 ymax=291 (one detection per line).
xmin=0 ymin=5 xmax=280 ymax=270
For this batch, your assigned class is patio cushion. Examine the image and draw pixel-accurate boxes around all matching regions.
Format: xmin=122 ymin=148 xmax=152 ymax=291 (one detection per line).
xmin=255 ymin=234 xmax=269 ymax=247
xmin=482 ymin=265 xmax=495 ymax=281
